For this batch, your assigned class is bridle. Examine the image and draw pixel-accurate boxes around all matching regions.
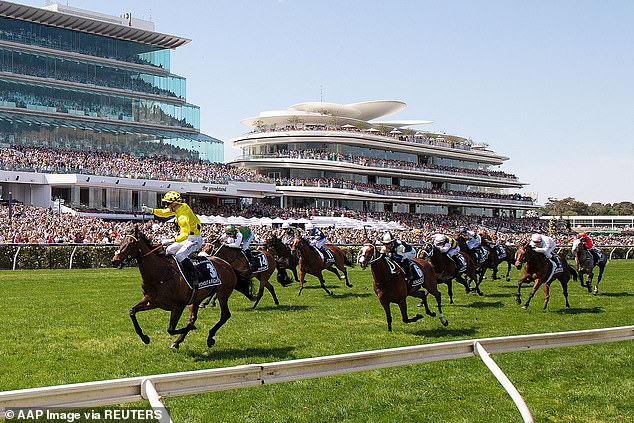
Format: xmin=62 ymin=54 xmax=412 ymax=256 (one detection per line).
xmin=114 ymin=234 xmax=162 ymax=266
xmin=357 ymin=243 xmax=383 ymax=268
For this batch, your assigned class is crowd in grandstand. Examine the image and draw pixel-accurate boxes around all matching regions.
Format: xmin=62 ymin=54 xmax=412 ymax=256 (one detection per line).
xmin=0 ymin=146 xmax=270 ymax=184
xmin=1 ymin=204 xmax=632 ymax=248
xmin=271 ymin=149 xmax=518 ymax=180
xmin=276 ymin=177 xmax=534 ymax=203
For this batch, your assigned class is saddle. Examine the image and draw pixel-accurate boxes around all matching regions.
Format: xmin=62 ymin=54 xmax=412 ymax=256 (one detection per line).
xmin=248 ymin=250 xmax=269 ymax=273
xmin=180 ymin=257 xmax=222 ymax=290
xmin=471 ymin=246 xmax=489 ymax=264
xmin=313 ymin=246 xmax=335 ymax=264
xmin=495 ymin=245 xmax=507 ymax=260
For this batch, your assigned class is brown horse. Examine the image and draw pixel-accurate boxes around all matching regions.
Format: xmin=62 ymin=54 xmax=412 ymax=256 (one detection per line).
xmin=357 ymin=243 xmax=448 ymax=331
xmin=456 ymin=235 xmax=495 ymax=295
xmin=571 ymin=239 xmax=607 ymax=295
xmin=419 ymin=241 xmax=475 ymax=304
xmin=111 ymin=226 xmax=237 ymax=348
xmin=264 ymin=234 xmax=300 ymax=286
xmin=290 ymin=236 xmax=353 ymax=296
xmin=514 ymin=243 xmax=577 ymax=310
xmin=201 ymin=241 xmax=279 ymax=309
xmin=487 ymin=244 xmax=515 ymax=282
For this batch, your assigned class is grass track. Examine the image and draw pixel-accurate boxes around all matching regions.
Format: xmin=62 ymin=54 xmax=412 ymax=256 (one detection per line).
xmin=0 ymin=260 xmax=633 ymax=422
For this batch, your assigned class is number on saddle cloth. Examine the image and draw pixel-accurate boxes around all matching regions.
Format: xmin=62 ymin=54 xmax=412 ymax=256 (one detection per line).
xmin=408 ymin=261 xmax=425 ymax=287
xmin=495 ymin=245 xmax=507 ymax=259
xmin=473 ymin=246 xmax=489 ymax=264
xmin=314 ymin=246 xmax=335 ymax=264
xmin=249 ymin=250 xmax=269 ymax=273
xmin=189 ymin=257 xmax=222 ymax=289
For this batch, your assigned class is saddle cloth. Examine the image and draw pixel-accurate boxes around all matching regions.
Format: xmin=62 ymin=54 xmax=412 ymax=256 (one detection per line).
xmin=313 ymin=246 xmax=335 ymax=264
xmin=249 ymin=250 xmax=269 ymax=273
xmin=592 ymin=248 xmax=606 ymax=264
xmin=180 ymin=257 xmax=222 ymax=290
xmin=545 ymin=255 xmax=564 ymax=283
xmin=473 ymin=246 xmax=489 ymax=264
xmin=409 ymin=262 xmax=425 ymax=287
xmin=385 ymin=257 xmax=424 ymax=287
xmin=495 ymin=245 xmax=507 ymax=260
xmin=454 ymin=254 xmax=467 ymax=273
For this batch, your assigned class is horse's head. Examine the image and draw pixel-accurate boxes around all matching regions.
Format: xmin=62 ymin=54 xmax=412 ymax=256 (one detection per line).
xmin=514 ymin=243 xmax=531 ymax=269
xmin=571 ymin=238 xmax=582 ymax=254
xmin=357 ymin=243 xmax=377 ymax=269
xmin=112 ymin=226 xmax=147 ymax=267
xmin=290 ymin=235 xmax=305 ymax=255
xmin=419 ymin=241 xmax=434 ymax=259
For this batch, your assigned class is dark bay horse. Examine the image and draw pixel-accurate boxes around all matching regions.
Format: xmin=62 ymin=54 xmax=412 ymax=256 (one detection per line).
xmin=357 ymin=243 xmax=448 ymax=331
xmin=571 ymin=239 xmax=607 ymax=295
xmin=290 ymin=236 xmax=353 ymax=296
xmin=456 ymin=235 xmax=496 ymax=295
xmin=265 ymin=234 xmax=300 ymax=286
xmin=419 ymin=242 xmax=474 ymax=304
xmin=488 ymin=244 xmax=515 ymax=282
xmin=202 ymin=241 xmax=280 ymax=309
xmin=514 ymin=244 xmax=577 ymax=310
xmin=111 ymin=227 xmax=237 ymax=348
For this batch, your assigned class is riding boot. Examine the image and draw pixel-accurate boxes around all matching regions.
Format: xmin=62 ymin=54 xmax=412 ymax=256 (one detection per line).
xmin=181 ymin=257 xmax=199 ymax=289
xmin=243 ymin=249 xmax=253 ymax=270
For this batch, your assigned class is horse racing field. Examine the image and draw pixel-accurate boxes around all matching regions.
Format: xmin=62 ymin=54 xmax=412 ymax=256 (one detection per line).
xmin=1 ymin=260 xmax=633 ymax=422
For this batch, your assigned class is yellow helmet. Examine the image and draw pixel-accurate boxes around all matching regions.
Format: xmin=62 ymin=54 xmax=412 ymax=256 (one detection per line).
xmin=161 ymin=191 xmax=182 ymax=204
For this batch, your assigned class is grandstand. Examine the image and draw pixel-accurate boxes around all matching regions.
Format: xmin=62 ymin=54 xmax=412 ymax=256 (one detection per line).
xmin=0 ymin=1 xmax=274 ymax=211
xmin=229 ymin=100 xmax=538 ymax=217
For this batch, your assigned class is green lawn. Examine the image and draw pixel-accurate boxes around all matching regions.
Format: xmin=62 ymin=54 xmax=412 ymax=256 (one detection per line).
xmin=0 ymin=260 xmax=633 ymax=422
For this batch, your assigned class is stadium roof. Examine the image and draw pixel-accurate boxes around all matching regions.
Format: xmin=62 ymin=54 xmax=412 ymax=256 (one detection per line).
xmin=0 ymin=1 xmax=190 ymax=49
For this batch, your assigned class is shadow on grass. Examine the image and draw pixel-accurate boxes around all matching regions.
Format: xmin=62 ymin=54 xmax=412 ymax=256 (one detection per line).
xmin=246 ymin=304 xmax=311 ymax=312
xmin=600 ymin=292 xmax=634 ymax=297
xmin=186 ymin=346 xmax=297 ymax=362
xmin=453 ymin=300 xmax=505 ymax=309
xmin=556 ymin=306 xmax=604 ymax=315
xmin=412 ymin=327 xmax=478 ymax=338
xmin=333 ymin=292 xmax=373 ymax=299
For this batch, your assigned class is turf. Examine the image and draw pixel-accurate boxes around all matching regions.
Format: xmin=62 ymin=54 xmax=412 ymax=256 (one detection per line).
xmin=0 ymin=260 xmax=633 ymax=422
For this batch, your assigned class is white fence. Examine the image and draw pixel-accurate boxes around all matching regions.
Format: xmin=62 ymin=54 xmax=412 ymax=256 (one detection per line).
xmin=1 ymin=326 xmax=632 ymax=422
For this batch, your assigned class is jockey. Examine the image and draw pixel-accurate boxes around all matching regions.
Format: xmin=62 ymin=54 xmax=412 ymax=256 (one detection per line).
xmin=530 ymin=233 xmax=562 ymax=271
xmin=142 ymin=191 xmax=202 ymax=287
xmin=306 ymin=224 xmax=327 ymax=250
xmin=432 ymin=233 xmax=465 ymax=271
xmin=222 ymin=224 xmax=254 ymax=261
xmin=577 ymin=232 xmax=602 ymax=263
xmin=462 ymin=229 xmax=482 ymax=251
xmin=381 ymin=232 xmax=417 ymax=282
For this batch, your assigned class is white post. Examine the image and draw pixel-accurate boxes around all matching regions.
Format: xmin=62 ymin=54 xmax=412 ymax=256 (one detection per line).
xmin=141 ymin=379 xmax=172 ymax=423
xmin=473 ymin=341 xmax=534 ymax=423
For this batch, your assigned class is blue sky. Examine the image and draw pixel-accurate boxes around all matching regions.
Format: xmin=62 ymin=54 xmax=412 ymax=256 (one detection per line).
xmin=14 ymin=0 xmax=634 ymax=205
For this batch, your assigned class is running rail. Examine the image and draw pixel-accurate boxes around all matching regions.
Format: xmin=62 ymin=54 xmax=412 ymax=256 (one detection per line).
xmin=0 ymin=326 xmax=632 ymax=422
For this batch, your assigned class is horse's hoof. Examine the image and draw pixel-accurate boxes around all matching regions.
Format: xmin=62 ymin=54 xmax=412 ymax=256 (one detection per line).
xmin=478 ymin=291 xmax=484 ymax=296
xmin=441 ymin=318 xmax=449 ymax=326
xmin=427 ymin=312 xmax=436 ymax=318
xmin=207 ymin=338 xmax=216 ymax=348
xmin=141 ymin=335 xmax=150 ymax=344
xmin=346 ymin=283 xmax=353 ymax=288
xmin=521 ymin=305 xmax=528 ymax=310
xmin=170 ymin=343 xmax=179 ymax=349
xmin=415 ymin=313 xmax=424 ymax=319
xmin=506 ymin=277 xmax=511 ymax=282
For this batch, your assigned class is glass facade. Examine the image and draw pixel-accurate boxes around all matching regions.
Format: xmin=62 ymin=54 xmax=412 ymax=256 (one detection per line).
xmin=0 ymin=12 xmax=221 ymax=162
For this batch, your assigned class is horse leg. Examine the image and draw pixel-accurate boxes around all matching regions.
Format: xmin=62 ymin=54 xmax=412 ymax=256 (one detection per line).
xmin=379 ymin=297 xmax=394 ymax=332
xmin=130 ymin=296 xmax=157 ymax=344
xmin=474 ymin=271 xmax=485 ymax=296
xmin=522 ymin=279 xmax=542 ymax=310
xmin=317 ymin=272 xmax=333 ymax=296
xmin=337 ymin=263 xmax=352 ymax=287
xmin=170 ymin=305 xmax=200 ymax=349
xmin=595 ymin=264 xmax=605 ymax=295
xmin=561 ymin=277 xmax=571 ymax=308
xmin=586 ymin=270 xmax=593 ymax=293
xmin=396 ymin=298 xmax=424 ymax=325
xmin=542 ymin=282 xmax=551 ymax=310
xmin=412 ymin=290 xmax=434 ymax=317
xmin=446 ymin=281 xmax=454 ymax=304
xmin=297 ymin=269 xmax=307 ymax=297
xmin=291 ymin=266 xmax=300 ymax=283
xmin=425 ymin=285 xmax=448 ymax=326
xmin=207 ymin=296 xmax=231 ymax=348
xmin=505 ymin=261 xmax=512 ymax=282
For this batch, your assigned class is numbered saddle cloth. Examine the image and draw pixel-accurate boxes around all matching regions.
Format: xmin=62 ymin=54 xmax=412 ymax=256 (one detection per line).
xmin=495 ymin=245 xmax=507 ymax=260
xmin=183 ymin=257 xmax=222 ymax=289
xmin=314 ymin=246 xmax=335 ymax=264
xmin=249 ymin=250 xmax=269 ymax=273
xmin=409 ymin=262 xmax=425 ymax=287
xmin=473 ymin=246 xmax=489 ymax=264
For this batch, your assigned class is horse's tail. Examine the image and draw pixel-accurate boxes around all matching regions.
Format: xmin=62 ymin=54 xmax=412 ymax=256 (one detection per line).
xmin=568 ymin=265 xmax=578 ymax=281
xmin=235 ymin=275 xmax=255 ymax=301
xmin=344 ymin=253 xmax=354 ymax=267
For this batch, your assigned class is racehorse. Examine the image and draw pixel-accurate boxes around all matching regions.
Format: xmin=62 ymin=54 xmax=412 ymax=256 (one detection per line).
xmin=357 ymin=242 xmax=448 ymax=331
xmin=418 ymin=242 xmax=475 ymax=304
xmin=290 ymin=235 xmax=353 ymax=296
xmin=111 ymin=226 xmax=237 ymax=348
xmin=264 ymin=234 xmax=300 ymax=286
xmin=456 ymin=235 xmax=496 ymax=295
xmin=571 ymin=239 xmax=607 ymax=295
xmin=489 ymin=244 xmax=515 ymax=282
xmin=514 ymin=243 xmax=577 ymax=310
xmin=202 ymin=240 xmax=280 ymax=309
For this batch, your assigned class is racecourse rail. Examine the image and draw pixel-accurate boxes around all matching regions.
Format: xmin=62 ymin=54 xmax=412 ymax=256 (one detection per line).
xmin=2 ymin=243 xmax=633 ymax=271
xmin=0 ymin=326 xmax=632 ymax=423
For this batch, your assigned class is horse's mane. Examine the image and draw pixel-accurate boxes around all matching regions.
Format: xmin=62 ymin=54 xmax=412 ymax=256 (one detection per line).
xmin=134 ymin=229 xmax=168 ymax=258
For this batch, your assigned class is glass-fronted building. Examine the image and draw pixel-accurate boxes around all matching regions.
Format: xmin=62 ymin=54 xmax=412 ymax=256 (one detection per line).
xmin=0 ymin=1 xmax=221 ymax=161
xmin=230 ymin=100 xmax=538 ymax=217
